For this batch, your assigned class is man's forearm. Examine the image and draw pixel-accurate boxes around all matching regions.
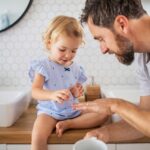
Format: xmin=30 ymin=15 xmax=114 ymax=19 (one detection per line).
xmin=111 ymin=100 xmax=150 ymax=137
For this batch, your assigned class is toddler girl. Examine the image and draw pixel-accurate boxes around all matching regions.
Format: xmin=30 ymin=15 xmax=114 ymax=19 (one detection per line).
xmin=29 ymin=15 xmax=108 ymax=150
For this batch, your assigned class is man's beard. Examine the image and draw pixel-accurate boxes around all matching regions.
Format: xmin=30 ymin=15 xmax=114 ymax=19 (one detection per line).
xmin=113 ymin=33 xmax=135 ymax=65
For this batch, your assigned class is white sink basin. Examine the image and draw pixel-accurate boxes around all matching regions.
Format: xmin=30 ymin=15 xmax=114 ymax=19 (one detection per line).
xmin=102 ymin=87 xmax=140 ymax=122
xmin=0 ymin=89 xmax=31 ymax=127
xmin=104 ymin=89 xmax=140 ymax=104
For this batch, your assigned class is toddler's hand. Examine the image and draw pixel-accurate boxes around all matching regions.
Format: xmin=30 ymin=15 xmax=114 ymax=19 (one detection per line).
xmin=51 ymin=89 xmax=70 ymax=103
xmin=70 ymin=83 xmax=83 ymax=98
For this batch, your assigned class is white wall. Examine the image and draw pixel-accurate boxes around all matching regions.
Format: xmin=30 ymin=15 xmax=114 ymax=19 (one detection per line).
xmin=0 ymin=0 xmax=149 ymax=88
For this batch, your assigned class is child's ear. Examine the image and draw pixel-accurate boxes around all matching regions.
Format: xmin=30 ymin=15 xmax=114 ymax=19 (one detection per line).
xmin=47 ymin=40 xmax=51 ymax=49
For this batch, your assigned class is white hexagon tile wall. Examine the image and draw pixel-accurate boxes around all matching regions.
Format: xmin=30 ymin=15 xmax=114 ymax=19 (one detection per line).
xmin=2 ymin=0 xmax=149 ymax=88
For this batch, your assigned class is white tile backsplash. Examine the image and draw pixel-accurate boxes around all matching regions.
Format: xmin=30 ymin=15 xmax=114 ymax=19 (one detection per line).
xmin=0 ymin=0 xmax=149 ymax=88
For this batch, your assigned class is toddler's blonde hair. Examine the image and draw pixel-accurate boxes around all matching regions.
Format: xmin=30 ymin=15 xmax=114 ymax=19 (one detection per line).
xmin=43 ymin=15 xmax=84 ymax=49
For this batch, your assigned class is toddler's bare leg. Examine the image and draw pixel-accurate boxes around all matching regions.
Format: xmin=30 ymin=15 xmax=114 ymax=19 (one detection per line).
xmin=31 ymin=114 xmax=57 ymax=150
xmin=56 ymin=113 xmax=109 ymax=137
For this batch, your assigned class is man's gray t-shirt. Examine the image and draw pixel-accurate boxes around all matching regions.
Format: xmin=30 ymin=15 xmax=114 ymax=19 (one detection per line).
xmin=136 ymin=53 xmax=150 ymax=96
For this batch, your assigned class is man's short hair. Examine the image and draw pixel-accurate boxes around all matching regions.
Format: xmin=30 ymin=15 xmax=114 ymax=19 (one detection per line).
xmin=81 ymin=0 xmax=147 ymax=28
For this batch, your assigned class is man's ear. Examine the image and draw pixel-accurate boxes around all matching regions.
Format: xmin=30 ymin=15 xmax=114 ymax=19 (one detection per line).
xmin=114 ymin=15 xmax=129 ymax=34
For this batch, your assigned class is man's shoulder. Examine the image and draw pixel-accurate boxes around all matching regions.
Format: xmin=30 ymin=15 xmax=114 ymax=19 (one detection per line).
xmin=135 ymin=53 xmax=148 ymax=65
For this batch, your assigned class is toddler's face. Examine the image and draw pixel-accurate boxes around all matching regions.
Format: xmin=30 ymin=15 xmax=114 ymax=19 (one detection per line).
xmin=49 ymin=34 xmax=82 ymax=66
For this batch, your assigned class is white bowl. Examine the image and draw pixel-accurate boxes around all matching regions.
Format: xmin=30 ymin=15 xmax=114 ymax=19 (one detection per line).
xmin=0 ymin=89 xmax=31 ymax=127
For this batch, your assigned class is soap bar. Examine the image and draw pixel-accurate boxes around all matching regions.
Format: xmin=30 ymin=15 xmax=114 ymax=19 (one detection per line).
xmin=86 ymin=84 xmax=101 ymax=95
xmin=85 ymin=94 xmax=101 ymax=101
xmin=85 ymin=84 xmax=101 ymax=101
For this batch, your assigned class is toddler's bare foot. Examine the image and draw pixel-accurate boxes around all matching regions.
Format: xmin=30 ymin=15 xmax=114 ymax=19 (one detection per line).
xmin=56 ymin=120 xmax=70 ymax=137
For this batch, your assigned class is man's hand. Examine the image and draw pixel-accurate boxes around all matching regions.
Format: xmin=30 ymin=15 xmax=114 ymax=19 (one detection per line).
xmin=84 ymin=126 xmax=110 ymax=143
xmin=70 ymin=83 xmax=83 ymax=98
xmin=72 ymin=99 xmax=116 ymax=115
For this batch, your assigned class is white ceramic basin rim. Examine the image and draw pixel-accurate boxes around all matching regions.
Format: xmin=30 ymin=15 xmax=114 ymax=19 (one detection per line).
xmin=0 ymin=89 xmax=31 ymax=127
xmin=0 ymin=91 xmax=29 ymax=105
xmin=102 ymin=88 xmax=140 ymax=123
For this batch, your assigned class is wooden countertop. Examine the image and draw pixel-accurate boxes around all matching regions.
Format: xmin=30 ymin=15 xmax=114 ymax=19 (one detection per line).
xmin=0 ymin=105 xmax=150 ymax=144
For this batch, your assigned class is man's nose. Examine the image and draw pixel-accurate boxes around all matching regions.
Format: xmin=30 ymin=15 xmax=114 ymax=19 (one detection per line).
xmin=100 ymin=44 xmax=109 ymax=54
